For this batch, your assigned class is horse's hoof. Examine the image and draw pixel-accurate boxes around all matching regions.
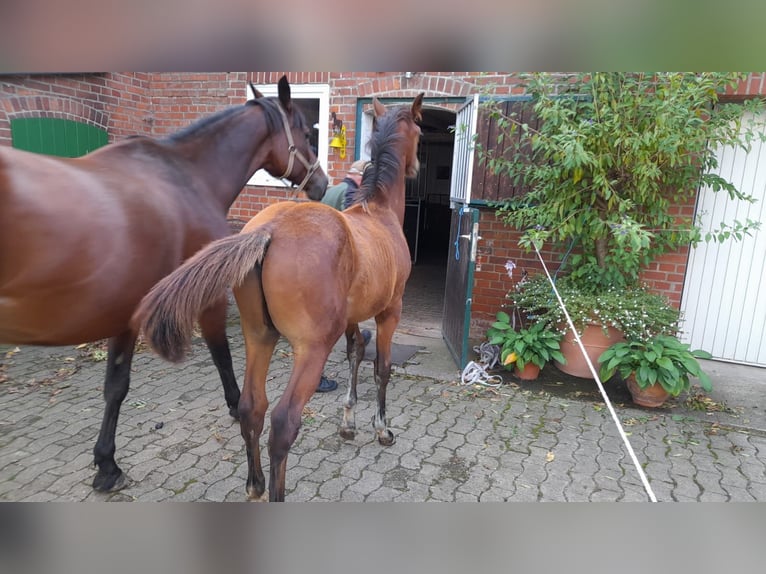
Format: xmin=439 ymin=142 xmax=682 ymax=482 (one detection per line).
xmin=229 ymin=405 xmax=241 ymax=420
xmin=246 ymin=484 xmax=267 ymax=501
xmin=92 ymin=469 xmax=128 ymax=492
xmin=378 ymin=430 xmax=396 ymax=446
xmin=339 ymin=427 xmax=356 ymax=440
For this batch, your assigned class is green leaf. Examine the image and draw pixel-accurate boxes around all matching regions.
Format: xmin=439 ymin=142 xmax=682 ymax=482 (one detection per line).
xmin=656 ymin=357 xmax=675 ymax=371
xmin=496 ymin=311 xmax=511 ymax=324
xmin=697 ymin=371 xmax=713 ymax=392
xmin=551 ymin=351 xmax=566 ymax=364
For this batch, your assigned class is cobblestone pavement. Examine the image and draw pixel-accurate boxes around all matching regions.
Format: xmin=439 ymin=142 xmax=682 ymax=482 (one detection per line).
xmin=1 ymin=304 xmax=765 ymax=502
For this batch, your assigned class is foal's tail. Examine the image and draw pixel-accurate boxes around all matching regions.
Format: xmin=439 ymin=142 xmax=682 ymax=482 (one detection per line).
xmin=133 ymin=229 xmax=272 ymax=362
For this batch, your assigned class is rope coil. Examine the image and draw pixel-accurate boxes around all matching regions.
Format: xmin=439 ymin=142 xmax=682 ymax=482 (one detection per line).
xmin=460 ymin=342 xmax=503 ymax=388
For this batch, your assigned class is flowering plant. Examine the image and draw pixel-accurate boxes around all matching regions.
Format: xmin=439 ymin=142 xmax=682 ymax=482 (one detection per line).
xmin=509 ymin=273 xmax=679 ymax=342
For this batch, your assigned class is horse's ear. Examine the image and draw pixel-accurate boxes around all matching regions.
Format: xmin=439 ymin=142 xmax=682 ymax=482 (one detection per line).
xmin=373 ymin=97 xmax=387 ymax=118
xmin=277 ymin=75 xmax=292 ymax=112
xmin=411 ymin=93 xmax=424 ymax=123
xmin=249 ymin=82 xmax=264 ymax=99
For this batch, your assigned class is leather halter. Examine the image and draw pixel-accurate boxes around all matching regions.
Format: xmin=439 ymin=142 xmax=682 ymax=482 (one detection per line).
xmin=275 ymin=103 xmax=322 ymax=198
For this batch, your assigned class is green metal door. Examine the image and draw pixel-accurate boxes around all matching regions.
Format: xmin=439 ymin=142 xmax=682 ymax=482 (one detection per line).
xmin=11 ymin=118 xmax=108 ymax=157
xmin=442 ymin=206 xmax=479 ymax=368
xmin=442 ymin=95 xmax=479 ymax=368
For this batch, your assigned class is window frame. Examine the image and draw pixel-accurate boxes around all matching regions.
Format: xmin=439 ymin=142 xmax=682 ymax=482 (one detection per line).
xmin=246 ymin=82 xmax=330 ymax=187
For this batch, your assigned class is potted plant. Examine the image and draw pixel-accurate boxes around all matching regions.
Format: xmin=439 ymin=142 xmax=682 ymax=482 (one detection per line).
xmin=598 ymin=335 xmax=713 ymax=407
xmin=486 ymin=311 xmax=566 ymax=380
xmin=510 ymin=273 xmax=680 ymax=378
xmin=480 ymin=73 xmax=763 ymax=377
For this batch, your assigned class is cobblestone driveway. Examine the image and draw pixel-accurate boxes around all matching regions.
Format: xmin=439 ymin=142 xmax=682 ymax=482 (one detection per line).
xmin=1 ymin=318 xmax=765 ymax=502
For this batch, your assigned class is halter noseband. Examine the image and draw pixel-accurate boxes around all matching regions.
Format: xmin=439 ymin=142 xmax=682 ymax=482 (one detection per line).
xmin=276 ymin=103 xmax=322 ymax=199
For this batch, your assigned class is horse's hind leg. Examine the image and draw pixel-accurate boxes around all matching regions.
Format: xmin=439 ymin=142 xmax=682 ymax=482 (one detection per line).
xmin=92 ymin=330 xmax=137 ymax=491
xmin=199 ymin=298 xmax=241 ymax=419
xmin=238 ymin=327 xmax=279 ymax=500
xmin=340 ymin=324 xmax=365 ymax=440
xmin=268 ymin=347 xmax=329 ymax=501
xmin=372 ymin=308 xmax=400 ymax=446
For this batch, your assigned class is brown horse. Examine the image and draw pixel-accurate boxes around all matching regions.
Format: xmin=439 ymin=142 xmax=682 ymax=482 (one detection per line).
xmin=0 ymin=75 xmax=328 ymax=492
xmin=134 ymin=93 xmax=423 ymax=500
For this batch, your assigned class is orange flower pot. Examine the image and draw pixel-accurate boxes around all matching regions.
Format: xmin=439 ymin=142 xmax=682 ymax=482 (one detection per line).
xmin=514 ymin=362 xmax=541 ymax=380
xmin=555 ymin=323 xmax=624 ymax=379
xmin=626 ymin=374 xmax=670 ymax=408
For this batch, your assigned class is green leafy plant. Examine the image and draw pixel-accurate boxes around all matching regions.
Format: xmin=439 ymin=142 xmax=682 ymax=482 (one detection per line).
xmin=510 ymin=273 xmax=680 ymax=341
xmin=598 ymin=335 xmax=713 ymax=396
xmin=487 ymin=311 xmax=566 ymax=370
xmin=480 ymin=72 xmax=764 ymax=292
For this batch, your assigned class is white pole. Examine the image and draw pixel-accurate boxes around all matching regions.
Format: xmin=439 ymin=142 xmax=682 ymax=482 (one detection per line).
xmin=533 ymin=244 xmax=658 ymax=502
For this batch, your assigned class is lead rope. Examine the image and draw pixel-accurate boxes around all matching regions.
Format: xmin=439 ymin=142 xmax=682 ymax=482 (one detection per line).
xmin=460 ymin=361 xmax=503 ymax=388
xmin=275 ymin=104 xmax=321 ymax=199
xmin=533 ymin=243 xmax=658 ymax=502
xmin=453 ymin=205 xmax=465 ymax=261
xmin=460 ymin=342 xmax=503 ymax=388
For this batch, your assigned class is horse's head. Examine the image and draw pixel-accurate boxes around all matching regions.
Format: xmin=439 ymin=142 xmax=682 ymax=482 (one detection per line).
xmin=250 ymin=76 xmax=328 ymax=200
xmin=373 ymin=93 xmax=423 ymax=179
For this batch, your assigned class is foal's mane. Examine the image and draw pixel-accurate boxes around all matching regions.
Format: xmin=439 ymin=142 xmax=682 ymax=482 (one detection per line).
xmin=164 ymin=97 xmax=307 ymax=143
xmin=352 ymin=106 xmax=413 ymax=205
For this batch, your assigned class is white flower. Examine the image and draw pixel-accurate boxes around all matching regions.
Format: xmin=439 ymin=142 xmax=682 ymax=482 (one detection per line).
xmin=505 ymin=260 xmax=517 ymax=279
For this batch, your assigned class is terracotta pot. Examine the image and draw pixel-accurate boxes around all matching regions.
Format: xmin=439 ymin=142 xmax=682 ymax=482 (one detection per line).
xmin=555 ymin=323 xmax=624 ymax=379
xmin=514 ymin=362 xmax=541 ymax=380
xmin=626 ymin=374 xmax=670 ymax=408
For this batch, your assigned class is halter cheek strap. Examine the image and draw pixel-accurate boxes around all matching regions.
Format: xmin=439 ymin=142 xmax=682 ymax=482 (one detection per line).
xmin=276 ymin=104 xmax=322 ymax=199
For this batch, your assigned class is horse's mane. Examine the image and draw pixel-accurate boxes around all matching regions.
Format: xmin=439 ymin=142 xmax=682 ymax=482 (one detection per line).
xmin=164 ymin=97 xmax=307 ymax=143
xmin=352 ymin=106 xmax=412 ymax=205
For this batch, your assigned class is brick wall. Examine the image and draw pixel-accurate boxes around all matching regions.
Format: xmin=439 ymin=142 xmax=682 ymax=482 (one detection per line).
xmin=147 ymin=72 xmax=247 ymax=136
xmin=636 ymin=199 xmax=698 ymax=307
xmin=469 ymin=196 xmax=700 ymax=338
xmin=0 ymin=73 xmax=152 ymax=144
xmin=470 ymin=209 xmax=570 ymax=337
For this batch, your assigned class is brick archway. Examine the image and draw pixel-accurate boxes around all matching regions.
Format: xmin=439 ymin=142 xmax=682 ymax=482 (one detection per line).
xmin=1 ymin=95 xmax=108 ymax=145
xmin=357 ymin=74 xmax=474 ymax=99
xmin=5 ymin=95 xmax=107 ymax=127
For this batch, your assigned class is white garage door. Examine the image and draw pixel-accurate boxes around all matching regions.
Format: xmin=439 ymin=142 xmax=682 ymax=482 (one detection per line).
xmin=680 ymin=112 xmax=766 ymax=366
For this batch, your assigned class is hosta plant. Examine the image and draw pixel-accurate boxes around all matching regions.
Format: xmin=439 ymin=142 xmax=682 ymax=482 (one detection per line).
xmin=487 ymin=311 xmax=566 ymax=371
xmin=598 ymin=335 xmax=713 ymax=396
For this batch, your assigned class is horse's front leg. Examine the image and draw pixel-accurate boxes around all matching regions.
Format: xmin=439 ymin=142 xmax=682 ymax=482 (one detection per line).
xmin=372 ymin=309 xmax=400 ymax=446
xmin=340 ymin=324 xmax=366 ymax=440
xmin=199 ymin=297 xmax=241 ymax=419
xmin=92 ymin=330 xmax=137 ymax=491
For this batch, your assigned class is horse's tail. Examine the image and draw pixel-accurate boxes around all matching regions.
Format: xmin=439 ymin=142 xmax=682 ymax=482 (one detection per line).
xmin=133 ymin=229 xmax=272 ymax=362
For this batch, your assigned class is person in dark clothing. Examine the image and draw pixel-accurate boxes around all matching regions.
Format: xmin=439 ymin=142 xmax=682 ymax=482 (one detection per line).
xmin=316 ymin=159 xmax=373 ymax=393
xmin=320 ymin=159 xmax=368 ymax=210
